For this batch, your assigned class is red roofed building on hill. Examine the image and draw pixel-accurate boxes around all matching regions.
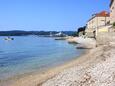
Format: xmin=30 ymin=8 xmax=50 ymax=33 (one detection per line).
xmin=87 ymin=11 xmax=110 ymax=29
xmin=95 ymin=11 xmax=110 ymax=17
xmin=86 ymin=11 xmax=110 ymax=37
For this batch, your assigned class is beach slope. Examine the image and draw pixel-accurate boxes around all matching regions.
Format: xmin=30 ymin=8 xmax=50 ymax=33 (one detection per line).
xmin=42 ymin=34 xmax=115 ymax=86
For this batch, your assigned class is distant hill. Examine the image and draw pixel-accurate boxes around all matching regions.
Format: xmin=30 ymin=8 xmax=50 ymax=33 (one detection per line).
xmin=0 ymin=30 xmax=77 ymax=36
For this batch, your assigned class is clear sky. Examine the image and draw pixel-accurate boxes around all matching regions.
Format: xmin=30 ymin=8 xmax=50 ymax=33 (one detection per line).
xmin=0 ymin=0 xmax=110 ymax=31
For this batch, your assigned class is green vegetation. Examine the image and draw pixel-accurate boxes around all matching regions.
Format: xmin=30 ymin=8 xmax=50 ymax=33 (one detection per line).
xmin=0 ymin=30 xmax=76 ymax=36
xmin=77 ymin=26 xmax=86 ymax=36
xmin=72 ymin=32 xmax=79 ymax=37
xmin=113 ymin=22 xmax=115 ymax=27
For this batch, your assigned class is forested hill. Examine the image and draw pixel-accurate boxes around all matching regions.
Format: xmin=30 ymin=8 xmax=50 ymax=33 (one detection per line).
xmin=0 ymin=30 xmax=77 ymax=36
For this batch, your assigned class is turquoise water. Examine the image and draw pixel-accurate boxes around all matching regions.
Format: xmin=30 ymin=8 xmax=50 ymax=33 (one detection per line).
xmin=0 ymin=36 xmax=84 ymax=80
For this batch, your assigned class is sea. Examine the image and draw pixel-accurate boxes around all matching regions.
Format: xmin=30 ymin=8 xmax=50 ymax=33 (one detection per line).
xmin=0 ymin=36 xmax=85 ymax=80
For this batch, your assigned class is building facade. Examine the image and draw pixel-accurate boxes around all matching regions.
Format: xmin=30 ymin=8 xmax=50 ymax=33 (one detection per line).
xmin=110 ymin=0 xmax=115 ymax=24
xmin=87 ymin=11 xmax=110 ymax=30
xmin=86 ymin=11 xmax=110 ymax=37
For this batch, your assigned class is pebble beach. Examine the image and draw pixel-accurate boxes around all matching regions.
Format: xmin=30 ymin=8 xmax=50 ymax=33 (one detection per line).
xmin=42 ymin=33 xmax=115 ymax=86
xmin=1 ymin=33 xmax=115 ymax=86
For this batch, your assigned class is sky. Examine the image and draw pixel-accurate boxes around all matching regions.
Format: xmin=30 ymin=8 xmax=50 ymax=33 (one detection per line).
xmin=0 ymin=0 xmax=110 ymax=31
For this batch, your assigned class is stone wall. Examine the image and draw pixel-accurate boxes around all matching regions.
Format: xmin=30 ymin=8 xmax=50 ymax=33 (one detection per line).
xmin=96 ymin=32 xmax=115 ymax=45
xmin=110 ymin=0 xmax=115 ymax=24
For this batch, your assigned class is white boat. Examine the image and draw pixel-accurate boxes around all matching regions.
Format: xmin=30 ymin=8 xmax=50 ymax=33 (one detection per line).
xmin=4 ymin=37 xmax=14 ymax=40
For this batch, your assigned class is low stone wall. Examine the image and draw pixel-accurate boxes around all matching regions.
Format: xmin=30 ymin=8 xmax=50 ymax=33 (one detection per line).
xmin=96 ymin=32 xmax=115 ymax=45
xmin=86 ymin=32 xmax=95 ymax=38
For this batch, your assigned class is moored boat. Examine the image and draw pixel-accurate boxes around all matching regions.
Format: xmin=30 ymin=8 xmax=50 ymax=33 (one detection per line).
xmin=4 ymin=37 xmax=14 ymax=40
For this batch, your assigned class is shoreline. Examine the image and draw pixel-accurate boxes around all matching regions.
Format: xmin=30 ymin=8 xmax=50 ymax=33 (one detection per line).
xmin=0 ymin=47 xmax=90 ymax=86
xmin=42 ymin=33 xmax=115 ymax=86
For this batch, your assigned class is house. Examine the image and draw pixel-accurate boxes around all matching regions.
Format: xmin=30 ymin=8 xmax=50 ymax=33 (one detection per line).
xmin=86 ymin=11 xmax=110 ymax=37
xmin=110 ymin=0 xmax=115 ymax=24
xmin=54 ymin=32 xmax=67 ymax=37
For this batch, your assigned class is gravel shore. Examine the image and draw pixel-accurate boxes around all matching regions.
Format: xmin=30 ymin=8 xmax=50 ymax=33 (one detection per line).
xmin=42 ymin=38 xmax=115 ymax=86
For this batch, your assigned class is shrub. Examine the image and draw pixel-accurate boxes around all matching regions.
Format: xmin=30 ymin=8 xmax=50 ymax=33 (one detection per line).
xmin=113 ymin=22 xmax=115 ymax=27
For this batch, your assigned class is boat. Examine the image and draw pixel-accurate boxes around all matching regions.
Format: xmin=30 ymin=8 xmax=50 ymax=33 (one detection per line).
xmin=4 ymin=37 xmax=14 ymax=40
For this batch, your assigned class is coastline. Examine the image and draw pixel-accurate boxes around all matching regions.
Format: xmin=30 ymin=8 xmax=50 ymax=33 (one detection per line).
xmin=1 ymin=36 xmax=114 ymax=86
xmin=0 ymin=47 xmax=90 ymax=86
xmin=42 ymin=33 xmax=115 ymax=86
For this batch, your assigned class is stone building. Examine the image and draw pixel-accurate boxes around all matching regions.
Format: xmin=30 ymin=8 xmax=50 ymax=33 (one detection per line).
xmin=86 ymin=11 xmax=110 ymax=37
xmin=110 ymin=0 xmax=115 ymax=24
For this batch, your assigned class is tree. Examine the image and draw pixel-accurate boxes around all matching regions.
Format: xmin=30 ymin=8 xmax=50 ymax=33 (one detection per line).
xmin=77 ymin=26 xmax=86 ymax=36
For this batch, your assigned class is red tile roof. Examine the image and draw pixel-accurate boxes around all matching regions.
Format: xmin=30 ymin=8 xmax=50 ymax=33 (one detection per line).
xmin=88 ymin=11 xmax=110 ymax=22
xmin=95 ymin=11 xmax=110 ymax=17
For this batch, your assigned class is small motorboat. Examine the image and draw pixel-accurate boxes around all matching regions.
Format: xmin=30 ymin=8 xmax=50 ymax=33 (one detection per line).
xmin=4 ymin=37 xmax=14 ymax=41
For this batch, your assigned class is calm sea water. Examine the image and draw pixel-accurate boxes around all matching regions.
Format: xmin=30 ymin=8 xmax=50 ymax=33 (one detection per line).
xmin=0 ymin=36 xmax=84 ymax=80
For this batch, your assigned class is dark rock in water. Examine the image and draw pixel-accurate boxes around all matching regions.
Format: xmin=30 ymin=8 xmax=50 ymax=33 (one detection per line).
xmin=76 ymin=44 xmax=93 ymax=49
xmin=54 ymin=37 xmax=66 ymax=40
xmin=76 ymin=47 xmax=91 ymax=49
xmin=76 ymin=44 xmax=92 ymax=49
xmin=68 ymin=41 xmax=79 ymax=44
